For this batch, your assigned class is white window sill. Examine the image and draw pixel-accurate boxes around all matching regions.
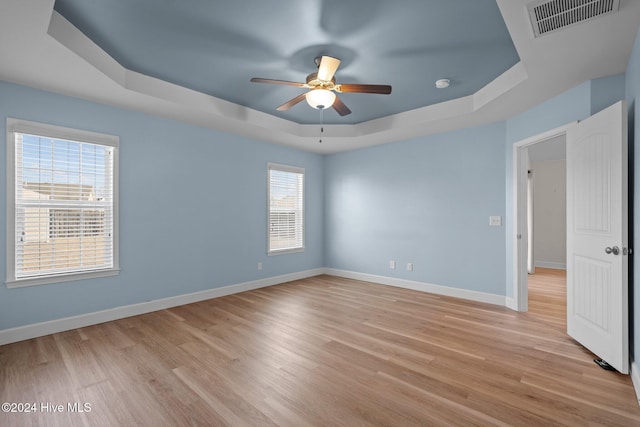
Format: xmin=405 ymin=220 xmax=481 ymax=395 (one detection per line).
xmin=6 ymin=269 xmax=120 ymax=289
xmin=268 ymin=247 xmax=305 ymax=256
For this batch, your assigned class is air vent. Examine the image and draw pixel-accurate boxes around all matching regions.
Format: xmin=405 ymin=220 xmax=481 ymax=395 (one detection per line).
xmin=528 ymin=0 xmax=619 ymax=37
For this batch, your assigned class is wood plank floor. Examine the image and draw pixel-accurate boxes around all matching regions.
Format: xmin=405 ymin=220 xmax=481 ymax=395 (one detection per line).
xmin=1 ymin=270 xmax=639 ymax=426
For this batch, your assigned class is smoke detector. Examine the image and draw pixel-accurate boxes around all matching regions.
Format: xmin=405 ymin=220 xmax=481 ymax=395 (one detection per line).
xmin=435 ymin=79 xmax=450 ymax=89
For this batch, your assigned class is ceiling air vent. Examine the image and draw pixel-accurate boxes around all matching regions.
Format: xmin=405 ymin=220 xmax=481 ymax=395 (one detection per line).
xmin=528 ymin=0 xmax=619 ymax=37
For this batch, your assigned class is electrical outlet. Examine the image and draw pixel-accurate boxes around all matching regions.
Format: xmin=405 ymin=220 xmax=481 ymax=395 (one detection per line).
xmin=257 ymin=262 xmax=263 ymax=270
xmin=389 ymin=260 xmax=396 ymax=269
xmin=407 ymin=263 xmax=413 ymax=271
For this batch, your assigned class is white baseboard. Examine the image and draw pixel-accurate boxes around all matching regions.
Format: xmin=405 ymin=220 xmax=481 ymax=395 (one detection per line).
xmin=632 ymin=360 xmax=640 ymax=406
xmin=0 ymin=268 xmax=324 ymax=346
xmin=534 ymin=261 xmax=566 ymax=270
xmin=324 ymin=269 xmax=507 ymax=307
xmin=0 ymin=268 xmax=511 ymax=346
xmin=505 ymin=297 xmax=518 ymax=310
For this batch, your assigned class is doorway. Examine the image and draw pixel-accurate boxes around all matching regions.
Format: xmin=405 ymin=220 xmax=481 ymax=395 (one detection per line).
xmin=512 ymin=123 xmax=574 ymax=312
xmin=513 ymin=102 xmax=628 ymax=374
xmin=527 ymin=136 xmax=567 ymax=313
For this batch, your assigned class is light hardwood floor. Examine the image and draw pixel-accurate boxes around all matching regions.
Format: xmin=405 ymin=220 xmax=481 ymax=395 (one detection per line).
xmin=1 ymin=270 xmax=639 ymax=426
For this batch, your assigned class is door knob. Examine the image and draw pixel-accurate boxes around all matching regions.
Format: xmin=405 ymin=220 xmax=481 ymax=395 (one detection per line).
xmin=605 ymin=246 xmax=620 ymax=255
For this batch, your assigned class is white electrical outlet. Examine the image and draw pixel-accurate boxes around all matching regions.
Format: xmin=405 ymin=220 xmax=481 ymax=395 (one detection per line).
xmin=407 ymin=263 xmax=413 ymax=271
xmin=389 ymin=260 xmax=396 ymax=269
xmin=257 ymin=262 xmax=263 ymax=270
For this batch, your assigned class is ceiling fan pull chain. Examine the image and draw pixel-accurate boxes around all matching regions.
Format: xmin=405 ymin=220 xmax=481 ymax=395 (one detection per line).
xmin=319 ymin=107 xmax=324 ymax=143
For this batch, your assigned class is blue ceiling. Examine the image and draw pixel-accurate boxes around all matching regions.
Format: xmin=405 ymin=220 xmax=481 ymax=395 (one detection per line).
xmin=53 ymin=0 xmax=519 ymax=125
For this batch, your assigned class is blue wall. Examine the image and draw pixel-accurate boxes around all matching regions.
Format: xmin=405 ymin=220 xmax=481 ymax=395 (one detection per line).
xmin=592 ymin=74 xmax=626 ymax=116
xmin=0 ymin=81 xmax=324 ymax=330
xmin=626 ymin=27 xmax=640 ymax=365
xmin=324 ymin=73 xmax=627 ymax=301
xmin=325 ymin=123 xmax=507 ymax=295
xmin=0 ymin=58 xmax=635 ymax=340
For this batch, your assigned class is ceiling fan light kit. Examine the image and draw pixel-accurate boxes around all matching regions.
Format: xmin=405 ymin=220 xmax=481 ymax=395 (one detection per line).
xmin=306 ymin=89 xmax=336 ymax=109
xmin=250 ymin=55 xmax=392 ymax=117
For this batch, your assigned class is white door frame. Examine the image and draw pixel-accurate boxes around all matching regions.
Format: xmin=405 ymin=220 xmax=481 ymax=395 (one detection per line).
xmin=512 ymin=122 xmax=576 ymax=311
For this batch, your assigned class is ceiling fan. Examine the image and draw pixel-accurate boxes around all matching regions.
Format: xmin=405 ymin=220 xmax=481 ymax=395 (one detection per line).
xmin=250 ymin=56 xmax=392 ymax=116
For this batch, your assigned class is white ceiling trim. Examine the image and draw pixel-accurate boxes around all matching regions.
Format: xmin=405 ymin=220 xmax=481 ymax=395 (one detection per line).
xmin=1 ymin=0 xmax=639 ymax=154
xmin=46 ymin=9 xmax=529 ymax=152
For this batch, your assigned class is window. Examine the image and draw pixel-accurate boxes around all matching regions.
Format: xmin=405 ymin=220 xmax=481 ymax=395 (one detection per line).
xmin=6 ymin=118 xmax=119 ymax=287
xmin=268 ymin=163 xmax=304 ymax=255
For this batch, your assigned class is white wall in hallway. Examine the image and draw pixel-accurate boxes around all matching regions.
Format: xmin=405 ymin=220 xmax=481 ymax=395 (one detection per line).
xmin=532 ymin=159 xmax=566 ymax=269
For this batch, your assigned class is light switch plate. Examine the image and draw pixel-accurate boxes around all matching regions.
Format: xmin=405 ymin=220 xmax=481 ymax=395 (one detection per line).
xmin=489 ymin=216 xmax=502 ymax=226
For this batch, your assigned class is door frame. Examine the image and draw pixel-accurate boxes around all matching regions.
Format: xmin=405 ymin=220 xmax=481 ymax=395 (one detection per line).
xmin=512 ymin=122 xmax=576 ymax=312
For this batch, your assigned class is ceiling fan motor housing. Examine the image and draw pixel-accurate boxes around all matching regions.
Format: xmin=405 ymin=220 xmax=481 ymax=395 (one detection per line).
xmin=306 ymin=72 xmax=336 ymax=89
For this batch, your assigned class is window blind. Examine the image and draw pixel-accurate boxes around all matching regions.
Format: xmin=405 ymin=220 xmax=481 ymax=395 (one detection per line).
xmin=14 ymin=132 xmax=115 ymax=280
xmin=268 ymin=163 xmax=304 ymax=254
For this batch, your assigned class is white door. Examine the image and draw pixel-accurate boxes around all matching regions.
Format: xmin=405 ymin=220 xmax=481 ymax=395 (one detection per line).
xmin=566 ymin=101 xmax=628 ymax=374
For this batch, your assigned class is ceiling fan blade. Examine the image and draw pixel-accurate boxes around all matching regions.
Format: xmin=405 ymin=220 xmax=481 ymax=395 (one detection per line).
xmin=317 ymin=56 xmax=341 ymax=82
xmin=250 ymin=77 xmax=306 ymax=87
xmin=276 ymin=92 xmax=308 ymax=111
xmin=332 ymin=96 xmax=351 ymax=116
xmin=337 ymin=84 xmax=392 ymax=94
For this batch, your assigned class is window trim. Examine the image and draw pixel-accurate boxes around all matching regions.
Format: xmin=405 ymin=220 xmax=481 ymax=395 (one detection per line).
xmin=6 ymin=118 xmax=120 ymax=288
xmin=267 ymin=162 xmax=305 ymax=256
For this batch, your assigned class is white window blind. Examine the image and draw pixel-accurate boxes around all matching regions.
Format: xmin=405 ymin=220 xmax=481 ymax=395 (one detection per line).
xmin=7 ymin=119 xmax=118 ymax=287
xmin=268 ymin=163 xmax=304 ymax=254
